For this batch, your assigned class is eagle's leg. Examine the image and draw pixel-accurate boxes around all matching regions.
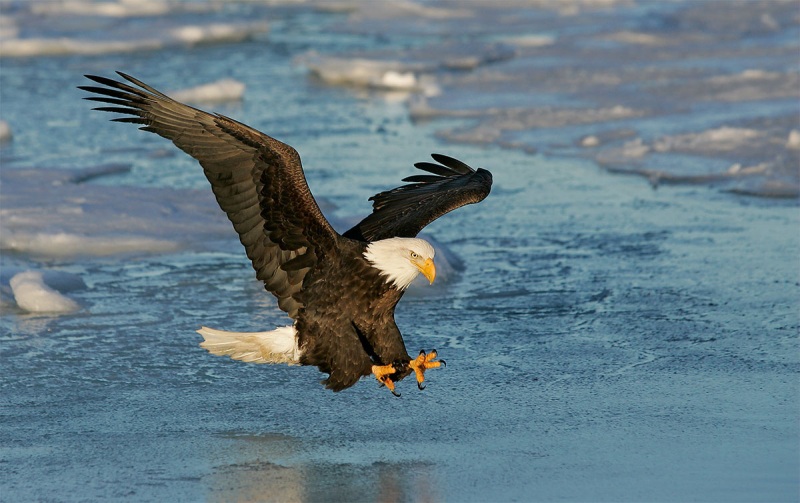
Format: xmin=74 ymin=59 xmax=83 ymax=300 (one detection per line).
xmin=409 ymin=349 xmax=445 ymax=390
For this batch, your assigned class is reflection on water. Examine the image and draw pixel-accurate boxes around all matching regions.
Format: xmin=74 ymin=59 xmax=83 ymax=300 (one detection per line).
xmin=205 ymin=433 xmax=436 ymax=503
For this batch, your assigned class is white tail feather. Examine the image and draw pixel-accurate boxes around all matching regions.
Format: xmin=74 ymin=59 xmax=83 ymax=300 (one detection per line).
xmin=198 ymin=325 xmax=300 ymax=365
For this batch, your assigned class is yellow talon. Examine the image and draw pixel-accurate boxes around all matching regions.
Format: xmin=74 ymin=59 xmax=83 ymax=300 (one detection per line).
xmin=409 ymin=350 xmax=444 ymax=390
xmin=371 ymin=363 xmax=400 ymax=396
xmin=371 ymin=350 xmax=445 ymax=395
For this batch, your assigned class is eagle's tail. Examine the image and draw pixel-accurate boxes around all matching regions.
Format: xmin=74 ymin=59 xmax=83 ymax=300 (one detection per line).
xmin=198 ymin=325 xmax=301 ymax=365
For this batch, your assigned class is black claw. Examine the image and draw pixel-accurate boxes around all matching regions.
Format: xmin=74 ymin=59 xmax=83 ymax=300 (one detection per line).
xmin=391 ymin=389 xmax=401 ymax=397
xmin=440 ymin=359 xmax=447 ymax=367
xmin=418 ymin=349 xmax=426 ymax=356
xmin=417 ymin=381 xmax=426 ymax=391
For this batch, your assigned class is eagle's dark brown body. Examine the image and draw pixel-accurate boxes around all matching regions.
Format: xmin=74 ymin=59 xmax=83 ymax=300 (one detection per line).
xmin=80 ymin=72 xmax=492 ymax=393
xmin=295 ymin=237 xmax=408 ymax=390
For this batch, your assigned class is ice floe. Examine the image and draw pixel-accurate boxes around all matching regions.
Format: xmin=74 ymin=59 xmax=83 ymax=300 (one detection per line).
xmin=436 ymin=106 xmax=644 ymax=145
xmin=171 ymin=79 xmax=246 ymax=104
xmin=302 ymin=54 xmax=430 ymax=91
xmin=652 ymin=127 xmax=764 ymax=154
xmin=28 ymin=0 xmax=217 ymax=18
xmin=1 ymin=267 xmax=87 ymax=314
xmin=0 ymin=165 xmax=232 ymax=259
xmin=0 ymin=120 xmax=12 ymax=143
xmin=7 ymin=270 xmax=81 ymax=313
xmin=2 ymin=232 xmax=181 ymax=258
xmin=300 ymin=41 xmax=514 ymax=95
xmin=0 ymin=1 xmax=269 ymax=58
xmin=786 ymin=130 xmax=800 ymax=150
xmin=315 ymin=0 xmax=799 ymax=198
xmin=0 ymin=21 xmax=269 ymax=57
xmin=594 ymin=121 xmax=800 ymax=198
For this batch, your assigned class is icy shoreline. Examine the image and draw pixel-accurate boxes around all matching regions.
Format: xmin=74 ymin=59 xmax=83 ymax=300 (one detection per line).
xmin=2 ymin=0 xmax=797 ymax=198
xmin=297 ymin=0 xmax=800 ymax=198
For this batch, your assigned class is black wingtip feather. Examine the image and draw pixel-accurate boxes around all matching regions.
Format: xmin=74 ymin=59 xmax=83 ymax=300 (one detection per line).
xmin=111 ymin=117 xmax=147 ymax=124
xmin=83 ymin=96 xmax=132 ymax=107
xmin=414 ymin=162 xmax=455 ymax=177
xmin=93 ymin=106 xmax=143 ymax=115
xmin=78 ymin=85 xmax=120 ymax=95
xmin=402 ymin=174 xmax=444 ymax=183
xmin=84 ymin=74 xmax=126 ymax=88
xmin=83 ymin=74 xmax=107 ymax=84
xmin=115 ymin=71 xmax=172 ymax=99
xmin=79 ymin=86 xmax=143 ymax=103
xmin=413 ymin=154 xmax=475 ymax=177
xmin=430 ymin=153 xmax=474 ymax=174
xmin=344 ymin=153 xmax=492 ymax=241
xmin=83 ymin=75 xmax=154 ymax=101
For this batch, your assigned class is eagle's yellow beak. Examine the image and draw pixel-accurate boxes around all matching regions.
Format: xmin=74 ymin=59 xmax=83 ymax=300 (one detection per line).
xmin=414 ymin=257 xmax=436 ymax=285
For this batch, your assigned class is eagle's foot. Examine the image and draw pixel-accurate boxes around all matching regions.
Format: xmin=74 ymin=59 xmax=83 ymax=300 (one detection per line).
xmin=372 ymin=350 xmax=444 ymax=396
xmin=409 ymin=349 xmax=445 ymax=391
xmin=371 ymin=363 xmax=403 ymax=397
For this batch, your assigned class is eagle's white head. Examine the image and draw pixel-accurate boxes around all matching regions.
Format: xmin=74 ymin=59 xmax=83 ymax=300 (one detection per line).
xmin=363 ymin=237 xmax=436 ymax=290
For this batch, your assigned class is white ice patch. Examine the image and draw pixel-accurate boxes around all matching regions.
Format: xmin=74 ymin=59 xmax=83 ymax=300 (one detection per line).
xmin=378 ymin=71 xmax=418 ymax=90
xmin=707 ymin=69 xmax=782 ymax=84
xmin=299 ymin=42 xmax=513 ymax=95
xmin=0 ymin=120 xmax=12 ymax=143
xmin=580 ymin=135 xmax=601 ymax=147
xmin=9 ymin=271 xmax=80 ymax=313
xmin=169 ymin=23 xmax=266 ymax=45
xmin=786 ymin=130 xmax=800 ymax=150
xmin=0 ymin=21 xmax=268 ymax=58
xmin=653 ymin=127 xmax=764 ymax=153
xmin=0 ymin=232 xmax=180 ymax=258
xmin=500 ymin=35 xmax=555 ymax=48
xmin=0 ymin=166 xmax=231 ymax=259
xmin=170 ymin=79 xmax=246 ymax=104
xmin=29 ymin=0 xmax=209 ymax=18
xmin=302 ymin=53 xmax=430 ymax=91
xmin=605 ymin=31 xmax=672 ymax=46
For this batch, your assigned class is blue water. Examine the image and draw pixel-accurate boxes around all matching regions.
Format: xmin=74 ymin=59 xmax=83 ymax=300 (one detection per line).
xmin=1 ymin=2 xmax=798 ymax=502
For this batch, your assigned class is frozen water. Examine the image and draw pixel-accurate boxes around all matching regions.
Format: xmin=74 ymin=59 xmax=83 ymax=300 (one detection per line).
xmin=0 ymin=166 xmax=230 ymax=258
xmin=8 ymin=270 xmax=81 ymax=313
xmin=0 ymin=0 xmax=269 ymax=58
xmin=0 ymin=120 xmax=11 ymax=143
xmin=0 ymin=1 xmax=798 ymax=502
xmin=1 ymin=267 xmax=86 ymax=313
xmin=28 ymin=0 xmax=211 ymax=17
xmin=170 ymin=78 xmax=246 ymax=104
xmin=309 ymin=0 xmax=799 ymax=197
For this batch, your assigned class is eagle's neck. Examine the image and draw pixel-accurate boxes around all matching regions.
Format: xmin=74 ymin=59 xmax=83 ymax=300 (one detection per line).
xmin=363 ymin=237 xmax=434 ymax=291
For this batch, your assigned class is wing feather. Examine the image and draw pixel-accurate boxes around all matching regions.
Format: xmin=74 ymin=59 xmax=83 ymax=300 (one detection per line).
xmin=343 ymin=154 xmax=492 ymax=241
xmin=430 ymin=153 xmax=474 ymax=174
xmin=80 ymin=72 xmax=340 ymax=319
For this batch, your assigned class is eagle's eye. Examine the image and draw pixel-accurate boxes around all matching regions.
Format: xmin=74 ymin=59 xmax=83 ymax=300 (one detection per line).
xmin=410 ymin=251 xmax=419 ymax=259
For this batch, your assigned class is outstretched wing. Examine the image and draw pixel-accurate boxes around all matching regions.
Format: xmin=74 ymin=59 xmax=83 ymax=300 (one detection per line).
xmin=343 ymin=154 xmax=493 ymax=242
xmin=80 ymin=72 xmax=339 ymax=319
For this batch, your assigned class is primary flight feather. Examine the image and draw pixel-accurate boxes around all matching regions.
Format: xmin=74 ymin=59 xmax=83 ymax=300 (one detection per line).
xmin=80 ymin=72 xmax=492 ymax=395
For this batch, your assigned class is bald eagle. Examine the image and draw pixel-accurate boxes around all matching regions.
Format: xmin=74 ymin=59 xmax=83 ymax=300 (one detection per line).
xmin=80 ymin=72 xmax=492 ymax=395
